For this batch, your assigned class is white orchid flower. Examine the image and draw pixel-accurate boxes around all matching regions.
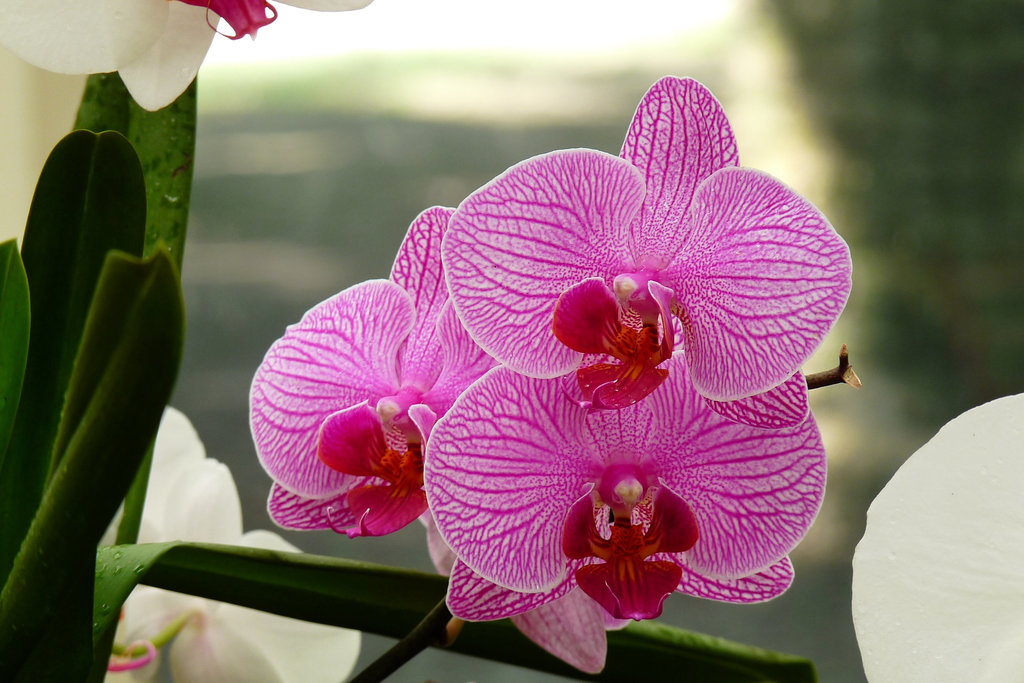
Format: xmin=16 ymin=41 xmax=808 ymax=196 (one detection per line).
xmin=0 ymin=0 xmax=373 ymax=111
xmin=852 ymin=393 xmax=1024 ymax=683
xmin=105 ymin=407 xmax=361 ymax=683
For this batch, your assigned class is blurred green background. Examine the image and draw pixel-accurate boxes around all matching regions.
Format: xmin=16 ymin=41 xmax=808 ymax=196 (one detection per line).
xmin=160 ymin=1 xmax=1024 ymax=681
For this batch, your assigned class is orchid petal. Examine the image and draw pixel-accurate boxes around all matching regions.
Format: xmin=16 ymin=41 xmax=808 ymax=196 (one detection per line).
xmin=391 ymin=206 xmax=454 ymax=386
xmin=344 ymin=483 xmax=427 ymax=538
xmin=151 ymin=459 xmax=242 ymax=545
xmin=647 ymin=356 xmax=826 ymax=578
xmin=117 ymin=584 xmax=204 ymax=678
xmin=511 ymin=588 xmax=608 ymax=674
xmin=562 ymin=490 xmax=600 ymax=560
xmin=552 ymin=278 xmax=621 ymax=356
xmin=424 ymin=514 xmax=457 ymax=575
xmin=419 ymin=302 xmax=496 ymax=418
xmin=266 ymin=483 xmax=353 ymax=531
xmin=425 ymin=367 xmax=593 ymax=591
xmin=678 ymin=556 xmax=794 ymax=603
xmin=852 ymin=393 xmax=1024 ymax=683
xmin=0 ymin=0 xmax=167 ymax=75
xmin=169 ymin=612 xmax=280 ymax=683
xmin=202 ymin=530 xmax=362 ymax=683
xmin=278 ymin=0 xmax=373 ymax=10
xmin=444 ymin=149 xmax=644 ymax=378
xmin=446 ymin=559 xmax=573 ymax=621
xmin=117 ymin=2 xmax=215 ymax=112
xmin=620 ymin=76 xmax=738 ymax=258
xmin=666 ymin=167 xmax=852 ymax=400
xmin=316 ymin=402 xmax=385 ymax=477
xmin=250 ymin=279 xmax=408 ymax=498
xmin=576 ymin=559 xmax=681 ymax=621
xmin=704 ymin=372 xmax=810 ymax=429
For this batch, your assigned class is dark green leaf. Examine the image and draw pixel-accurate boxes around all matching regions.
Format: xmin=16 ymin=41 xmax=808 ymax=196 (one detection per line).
xmin=0 ymin=130 xmax=146 ymax=582
xmin=0 ymin=240 xmax=29 ymax=471
xmin=0 ymin=249 xmax=184 ymax=680
xmin=93 ymin=543 xmax=816 ymax=683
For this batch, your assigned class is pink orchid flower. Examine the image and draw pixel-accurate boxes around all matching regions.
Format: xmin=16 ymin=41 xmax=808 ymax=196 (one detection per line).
xmin=0 ymin=0 xmax=372 ymax=110
xmin=425 ymin=355 xmax=825 ymax=621
xmin=442 ymin=76 xmax=851 ymax=421
xmin=250 ymin=206 xmax=495 ymax=538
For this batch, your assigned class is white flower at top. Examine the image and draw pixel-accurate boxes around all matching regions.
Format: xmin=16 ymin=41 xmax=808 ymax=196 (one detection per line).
xmin=105 ymin=407 xmax=361 ymax=683
xmin=852 ymin=393 xmax=1024 ymax=683
xmin=0 ymin=0 xmax=373 ymax=111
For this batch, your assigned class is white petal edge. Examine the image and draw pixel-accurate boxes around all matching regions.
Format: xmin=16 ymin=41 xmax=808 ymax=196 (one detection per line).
xmin=279 ymin=0 xmax=374 ymax=10
xmin=852 ymin=393 xmax=1024 ymax=683
xmin=118 ymin=2 xmax=215 ymax=111
xmin=0 ymin=0 xmax=167 ymax=74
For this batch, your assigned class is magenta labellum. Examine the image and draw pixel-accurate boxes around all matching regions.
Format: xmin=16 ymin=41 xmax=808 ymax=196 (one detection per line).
xmin=177 ymin=0 xmax=277 ymax=39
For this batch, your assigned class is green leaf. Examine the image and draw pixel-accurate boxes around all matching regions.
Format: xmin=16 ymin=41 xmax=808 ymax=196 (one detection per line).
xmin=0 ymin=240 xmax=29 ymax=471
xmin=93 ymin=543 xmax=816 ymax=683
xmin=0 ymin=249 xmax=184 ymax=680
xmin=0 ymin=130 xmax=146 ymax=583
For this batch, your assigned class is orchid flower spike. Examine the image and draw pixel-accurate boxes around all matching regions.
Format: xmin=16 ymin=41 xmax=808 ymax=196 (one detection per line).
xmin=0 ymin=0 xmax=373 ymax=111
xmin=853 ymin=393 xmax=1024 ymax=683
xmin=442 ymin=76 xmax=851 ymax=424
xmin=104 ymin=407 xmax=360 ymax=683
xmin=251 ymin=206 xmax=495 ymax=539
xmin=425 ymin=356 xmax=825 ymax=622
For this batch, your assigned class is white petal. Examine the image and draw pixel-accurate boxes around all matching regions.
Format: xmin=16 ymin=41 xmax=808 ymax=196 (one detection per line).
xmin=852 ymin=393 xmax=1024 ymax=683
xmin=0 ymin=0 xmax=167 ymax=74
xmin=278 ymin=0 xmax=374 ymax=11
xmin=222 ymin=530 xmax=362 ymax=681
xmin=150 ymin=459 xmax=243 ymax=544
xmin=118 ymin=2 xmax=214 ymax=111
xmin=169 ymin=611 xmax=281 ymax=683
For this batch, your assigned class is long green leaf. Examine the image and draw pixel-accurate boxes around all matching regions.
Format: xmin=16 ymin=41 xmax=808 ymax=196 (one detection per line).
xmin=0 ymin=130 xmax=145 ymax=583
xmin=0 ymin=249 xmax=184 ymax=680
xmin=0 ymin=240 xmax=29 ymax=470
xmin=94 ymin=543 xmax=816 ymax=683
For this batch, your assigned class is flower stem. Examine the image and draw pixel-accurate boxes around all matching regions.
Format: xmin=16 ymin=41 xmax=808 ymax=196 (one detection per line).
xmin=349 ymin=599 xmax=453 ymax=683
xmin=805 ymin=344 xmax=862 ymax=390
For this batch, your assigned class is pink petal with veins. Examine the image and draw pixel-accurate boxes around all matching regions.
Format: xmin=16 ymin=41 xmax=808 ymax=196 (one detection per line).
xmin=678 ymin=556 xmax=794 ymax=603
xmin=647 ymin=357 xmax=826 ymax=579
xmin=443 ymin=149 xmax=645 ymax=378
xmin=266 ymin=484 xmax=354 ymax=531
xmin=419 ymin=303 xmax=496 ymax=417
xmin=391 ymin=206 xmax=454 ymax=388
xmin=446 ymin=559 xmax=574 ymax=621
xmin=250 ymin=279 xmax=409 ymax=497
xmin=666 ymin=167 xmax=851 ymax=401
xmin=511 ymin=588 xmax=608 ymax=674
xmin=704 ymin=372 xmax=809 ymax=429
xmin=425 ymin=367 xmax=594 ymax=591
xmin=620 ymin=76 xmax=738 ymax=259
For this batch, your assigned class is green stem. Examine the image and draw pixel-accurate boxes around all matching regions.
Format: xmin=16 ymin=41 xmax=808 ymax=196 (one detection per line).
xmin=111 ymin=608 xmax=197 ymax=657
xmin=349 ymin=599 xmax=453 ymax=683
